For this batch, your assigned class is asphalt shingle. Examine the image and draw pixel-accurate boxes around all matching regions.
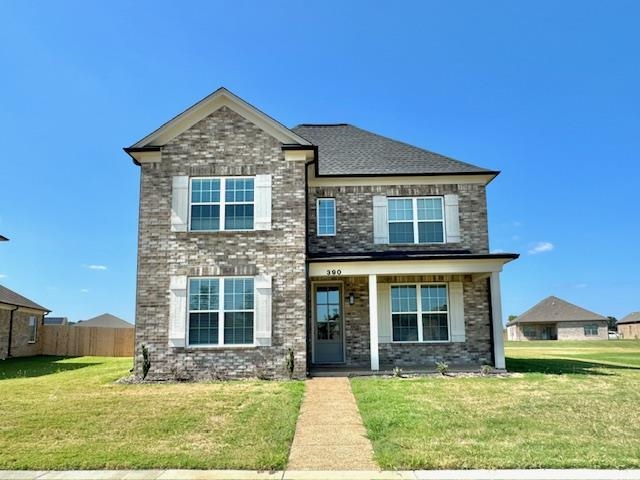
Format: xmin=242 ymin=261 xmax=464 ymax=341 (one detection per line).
xmin=509 ymin=296 xmax=607 ymax=325
xmin=292 ymin=124 xmax=496 ymax=176
xmin=0 ymin=284 xmax=49 ymax=312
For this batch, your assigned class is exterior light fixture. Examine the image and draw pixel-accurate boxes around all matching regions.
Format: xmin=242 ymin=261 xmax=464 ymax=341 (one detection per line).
xmin=348 ymin=292 xmax=355 ymax=305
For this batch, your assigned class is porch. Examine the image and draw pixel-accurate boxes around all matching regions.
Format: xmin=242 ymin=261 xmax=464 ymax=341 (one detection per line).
xmin=307 ymin=253 xmax=517 ymax=372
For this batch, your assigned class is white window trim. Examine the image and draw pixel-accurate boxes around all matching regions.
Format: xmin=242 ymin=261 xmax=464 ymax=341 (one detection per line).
xmin=28 ymin=316 xmax=37 ymax=343
xmin=187 ymin=276 xmax=256 ymax=348
xmin=584 ymin=324 xmax=599 ymax=336
xmin=389 ymin=283 xmax=451 ymax=343
xmin=188 ymin=176 xmax=255 ymax=232
xmin=317 ymin=198 xmax=336 ymax=237
xmin=388 ymin=196 xmax=445 ymax=244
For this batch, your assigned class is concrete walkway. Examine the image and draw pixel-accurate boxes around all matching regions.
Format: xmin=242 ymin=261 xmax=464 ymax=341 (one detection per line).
xmin=3 ymin=470 xmax=640 ymax=480
xmin=286 ymin=377 xmax=378 ymax=470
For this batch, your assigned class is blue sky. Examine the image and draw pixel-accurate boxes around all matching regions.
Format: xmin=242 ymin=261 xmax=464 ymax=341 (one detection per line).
xmin=0 ymin=0 xmax=638 ymax=324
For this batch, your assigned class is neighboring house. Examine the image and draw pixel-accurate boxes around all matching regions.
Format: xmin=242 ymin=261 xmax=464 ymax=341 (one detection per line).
xmin=0 ymin=284 xmax=50 ymax=359
xmin=617 ymin=312 xmax=640 ymax=340
xmin=74 ymin=313 xmax=133 ymax=329
xmin=44 ymin=316 xmax=68 ymax=326
xmin=124 ymin=87 xmax=518 ymax=380
xmin=506 ymin=296 xmax=608 ymax=341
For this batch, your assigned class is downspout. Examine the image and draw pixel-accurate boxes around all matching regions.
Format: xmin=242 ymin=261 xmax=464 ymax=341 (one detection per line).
xmin=7 ymin=305 xmax=19 ymax=358
xmin=486 ymin=277 xmax=495 ymax=367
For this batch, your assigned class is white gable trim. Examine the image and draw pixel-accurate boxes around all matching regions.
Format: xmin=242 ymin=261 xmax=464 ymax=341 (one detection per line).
xmin=131 ymin=87 xmax=311 ymax=149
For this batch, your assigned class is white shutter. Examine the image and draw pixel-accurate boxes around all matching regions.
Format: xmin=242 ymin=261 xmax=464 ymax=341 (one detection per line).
xmin=171 ymin=176 xmax=189 ymax=232
xmin=254 ymin=275 xmax=272 ymax=346
xmin=169 ymin=276 xmax=187 ymax=347
xmin=449 ymin=282 xmax=465 ymax=342
xmin=444 ymin=194 xmax=460 ymax=243
xmin=377 ymin=283 xmax=391 ymax=343
xmin=254 ymin=174 xmax=272 ymax=231
xmin=373 ymin=195 xmax=389 ymax=244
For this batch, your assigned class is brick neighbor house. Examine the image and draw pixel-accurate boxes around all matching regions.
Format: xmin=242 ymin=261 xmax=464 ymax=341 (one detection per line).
xmin=0 ymin=284 xmax=50 ymax=359
xmin=124 ymin=87 xmax=518 ymax=380
xmin=617 ymin=312 xmax=640 ymax=339
xmin=506 ymin=296 xmax=608 ymax=341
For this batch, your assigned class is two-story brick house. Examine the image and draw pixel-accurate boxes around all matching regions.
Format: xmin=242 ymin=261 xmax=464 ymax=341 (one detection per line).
xmin=125 ymin=87 xmax=517 ymax=380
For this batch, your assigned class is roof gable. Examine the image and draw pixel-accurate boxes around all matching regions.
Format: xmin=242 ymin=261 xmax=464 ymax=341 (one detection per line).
xmin=126 ymin=87 xmax=311 ymax=162
xmin=0 ymin=284 xmax=49 ymax=312
xmin=511 ymin=296 xmax=607 ymax=324
xmin=293 ymin=124 xmax=497 ymax=177
xmin=74 ymin=313 xmax=133 ymax=328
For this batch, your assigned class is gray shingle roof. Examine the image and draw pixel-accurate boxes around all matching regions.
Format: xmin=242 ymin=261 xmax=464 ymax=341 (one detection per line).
xmin=0 ymin=284 xmax=49 ymax=312
xmin=509 ymin=296 xmax=607 ymax=325
xmin=292 ymin=124 xmax=496 ymax=176
xmin=74 ymin=313 xmax=133 ymax=328
xmin=618 ymin=312 xmax=640 ymax=324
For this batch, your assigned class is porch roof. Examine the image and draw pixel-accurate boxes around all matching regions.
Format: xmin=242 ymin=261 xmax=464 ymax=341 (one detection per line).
xmin=308 ymin=252 xmax=518 ymax=276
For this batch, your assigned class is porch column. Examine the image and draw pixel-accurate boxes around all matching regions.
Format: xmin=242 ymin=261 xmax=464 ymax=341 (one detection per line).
xmin=368 ymin=274 xmax=379 ymax=371
xmin=490 ymin=272 xmax=506 ymax=369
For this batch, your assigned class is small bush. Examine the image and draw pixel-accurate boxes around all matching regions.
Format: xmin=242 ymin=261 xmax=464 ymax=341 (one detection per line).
xmin=141 ymin=344 xmax=151 ymax=380
xmin=435 ymin=361 xmax=449 ymax=376
xmin=393 ymin=366 xmax=403 ymax=378
xmin=480 ymin=364 xmax=493 ymax=376
xmin=285 ymin=348 xmax=295 ymax=379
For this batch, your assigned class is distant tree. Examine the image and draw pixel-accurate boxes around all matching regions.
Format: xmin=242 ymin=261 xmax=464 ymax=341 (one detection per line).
xmin=507 ymin=315 xmax=518 ymax=324
xmin=607 ymin=316 xmax=617 ymax=331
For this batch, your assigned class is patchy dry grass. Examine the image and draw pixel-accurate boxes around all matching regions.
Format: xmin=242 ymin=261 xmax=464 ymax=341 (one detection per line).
xmin=0 ymin=356 xmax=304 ymax=470
xmin=352 ymin=340 xmax=640 ymax=469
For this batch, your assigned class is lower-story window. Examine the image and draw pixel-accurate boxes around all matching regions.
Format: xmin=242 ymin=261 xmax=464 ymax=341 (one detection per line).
xmin=188 ymin=277 xmax=254 ymax=345
xmin=584 ymin=324 xmax=599 ymax=336
xmin=28 ymin=316 xmax=37 ymax=343
xmin=391 ymin=284 xmax=449 ymax=342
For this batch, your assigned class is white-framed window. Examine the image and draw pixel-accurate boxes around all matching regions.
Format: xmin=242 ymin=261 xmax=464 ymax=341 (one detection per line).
xmin=189 ymin=177 xmax=254 ymax=231
xmin=584 ymin=324 xmax=599 ymax=336
xmin=390 ymin=284 xmax=449 ymax=342
xmin=388 ymin=197 xmax=444 ymax=244
xmin=187 ymin=277 xmax=254 ymax=346
xmin=28 ymin=316 xmax=37 ymax=343
xmin=317 ymin=198 xmax=336 ymax=236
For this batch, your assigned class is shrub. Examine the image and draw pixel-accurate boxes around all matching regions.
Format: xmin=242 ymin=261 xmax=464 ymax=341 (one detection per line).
xmin=435 ymin=361 xmax=449 ymax=376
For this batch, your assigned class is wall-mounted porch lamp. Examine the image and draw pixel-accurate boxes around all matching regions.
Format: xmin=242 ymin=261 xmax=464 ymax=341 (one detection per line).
xmin=348 ymin=292 xmax=355 ymax=305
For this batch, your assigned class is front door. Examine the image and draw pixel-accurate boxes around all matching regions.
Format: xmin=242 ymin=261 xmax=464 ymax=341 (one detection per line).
xmin=313 ymin=284 xmax=344 ymax=364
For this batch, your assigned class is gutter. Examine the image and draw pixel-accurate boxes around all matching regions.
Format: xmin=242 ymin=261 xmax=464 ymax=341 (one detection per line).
xmin=7 ymin=305 xmax=18 ymax=358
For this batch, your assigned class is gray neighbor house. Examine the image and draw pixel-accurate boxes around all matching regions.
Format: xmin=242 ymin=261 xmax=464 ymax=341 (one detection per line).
xmin=506 ymin=296 xmax=608 ymax=341
xmin=124 ymin=87 xmax=518 ymax=380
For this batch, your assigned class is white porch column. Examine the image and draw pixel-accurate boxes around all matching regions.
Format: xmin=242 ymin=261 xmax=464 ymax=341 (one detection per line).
xmin=368 ymin=274 xmax=379 ymax=371
xmin=490 ymin=272 xmax=506 ymax=369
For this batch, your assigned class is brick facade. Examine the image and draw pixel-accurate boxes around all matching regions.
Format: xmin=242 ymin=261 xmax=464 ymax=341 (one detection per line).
xmin=0 ymin=309 xmax=44 ymax=359
xmin=308 ymin=183 xmax=489 ymax=254
xmin=508 ymin=321 xmax=608 ymax=341
xmin=134 ymin=106 xmax=307 ymax=380
xmin=131 ymin=97 xmax=507 ymax=378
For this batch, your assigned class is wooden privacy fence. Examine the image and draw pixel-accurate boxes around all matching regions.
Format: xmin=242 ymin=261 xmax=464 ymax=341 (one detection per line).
xmin=41 ymin=325 xmax=134 ymax=357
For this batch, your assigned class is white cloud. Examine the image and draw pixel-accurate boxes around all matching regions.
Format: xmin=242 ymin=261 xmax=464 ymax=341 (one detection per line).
xmin=80 ymin=288 xmax=89 ymax=293
xmin=84 ymin=264 xmax=108 ymax=271
xmin=528 ymin=242 xmax=554 ymax=255
xmin=0 ymin=274 xmax=6 ymax=279
xmin=511 ymin=235 xmax=521 ymax=241
xmin=491 ymin=248 xmax=505 ymax=254
xmin=513 ymin=221 xmax=524 ymax=227
xmin=574 ymin=283 xmax=588 ymax=289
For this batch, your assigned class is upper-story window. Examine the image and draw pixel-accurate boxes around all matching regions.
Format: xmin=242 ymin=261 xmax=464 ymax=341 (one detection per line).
xmin=190 ymin=177 xmax=254 ymax=231
xmin=388 ymin=197 xmax=444 ymax=244
xmin=317 ymin=198 xmax=336 ymax=236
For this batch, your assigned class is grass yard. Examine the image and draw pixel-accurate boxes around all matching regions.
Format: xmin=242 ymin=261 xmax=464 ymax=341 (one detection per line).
xmin=0 ymin=356 xmax=304 ymax=470
xmin=352 ymin=340 xmax=640 ymax=470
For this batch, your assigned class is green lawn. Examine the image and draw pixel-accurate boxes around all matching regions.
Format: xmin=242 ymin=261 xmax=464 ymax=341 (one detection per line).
xmin=0 ymin=356 xmax=304 ymax=470
xmin=352 ymin=340 xmax=640 ymax=469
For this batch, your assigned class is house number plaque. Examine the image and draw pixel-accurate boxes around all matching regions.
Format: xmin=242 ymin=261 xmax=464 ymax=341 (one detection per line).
xmin=326 ymin=269 xmax=342 ymax=276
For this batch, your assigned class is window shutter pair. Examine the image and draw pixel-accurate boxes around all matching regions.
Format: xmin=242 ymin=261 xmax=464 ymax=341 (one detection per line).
xmin=372 ymin=194 xmax=460 ymax=244
xmin=171 ymin=174 xmax=272 ymax=231
xmin=375 ymin=281 xmax=465 ymax=343
xmin=168 ymin=275 xmax=273 ymax=347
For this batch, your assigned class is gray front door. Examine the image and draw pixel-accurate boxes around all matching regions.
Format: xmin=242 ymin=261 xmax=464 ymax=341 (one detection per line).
xmin=313 ymin=284 xmax=344 ymax=364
